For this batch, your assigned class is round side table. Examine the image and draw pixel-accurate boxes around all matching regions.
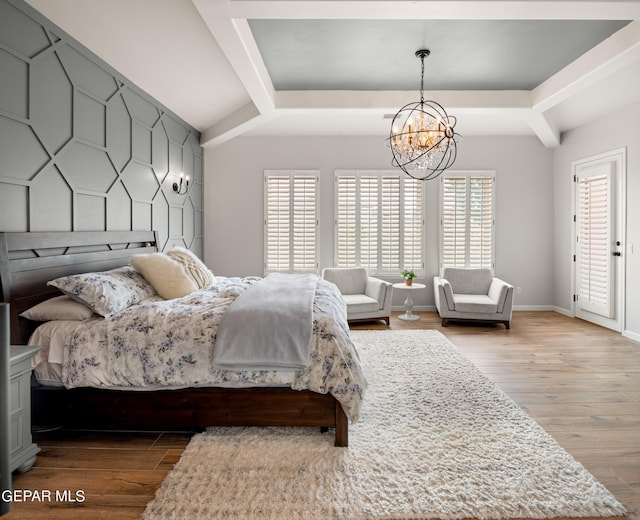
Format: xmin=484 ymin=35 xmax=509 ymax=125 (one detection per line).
xmin=392 ymin=282 xmax=426 ymax=321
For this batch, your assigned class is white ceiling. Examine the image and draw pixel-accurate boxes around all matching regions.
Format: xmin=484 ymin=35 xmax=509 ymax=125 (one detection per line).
xmin=24 ymin=0 xmax=640 ymax=149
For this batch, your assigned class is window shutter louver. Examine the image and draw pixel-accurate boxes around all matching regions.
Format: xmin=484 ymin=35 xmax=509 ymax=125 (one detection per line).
xmin=360 ymin=175 xmax=379 ymax=270
xmin=336 ymin=176 xmax=357 ymax=267
xmin=441 ymin=173 xmax=495 ymax=270
xmin=380 ymin=175 xmax=400 ymax=271
xmin=265 ymin=171 xmax=318 ymax=273
xmin=403 ymin=177 xmax=423 ymax=272
xmin=335 ymin=170 xmax=424 ymax=275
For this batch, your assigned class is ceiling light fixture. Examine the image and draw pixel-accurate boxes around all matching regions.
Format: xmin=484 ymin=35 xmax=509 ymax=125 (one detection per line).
xmin=387 ymin=49 xmax=460 ymax=181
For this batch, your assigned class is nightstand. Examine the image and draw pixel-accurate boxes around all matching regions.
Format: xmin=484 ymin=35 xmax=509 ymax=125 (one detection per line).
xmin=9 ymin=346 xmax=40 ymax=473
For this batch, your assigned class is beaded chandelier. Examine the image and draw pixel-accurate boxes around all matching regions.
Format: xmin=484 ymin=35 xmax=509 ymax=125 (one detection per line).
xmin=387 ymin=50 xmax=460 ymax=181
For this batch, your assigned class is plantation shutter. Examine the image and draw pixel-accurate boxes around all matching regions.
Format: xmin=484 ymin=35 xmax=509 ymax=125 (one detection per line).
xmin=264 ymin=171 xmax=318 ymax=273
xmin=380 ymin=175 xmax=400 ymax=271
xmin=468 ymin=176 xmax=494 ymax=268
xmin=441 ymin=176 xmax=467 ymax=268
xmin=336 ymin=175 xmax=357 ymax=266
xmin=403 ymin=177 xmax=423 ymax=271
xmin=360 ymin=175 xmax=379 ymax=270
xmin=440 ymin=173 xmax=495 ymax=270
xmin=335 ymin=170 xmax=424 ymax=275
xmin=576 ymin=167 xmax=613 ymax=317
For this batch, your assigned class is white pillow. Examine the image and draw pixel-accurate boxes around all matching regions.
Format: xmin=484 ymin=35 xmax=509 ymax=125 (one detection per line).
xmin=131 ymin=253 xmax=198 ymax=299
xmin=20 ymin=295 xmax=96 ymax=321
xmin=166 ymin=247 xmax=215 ymax=288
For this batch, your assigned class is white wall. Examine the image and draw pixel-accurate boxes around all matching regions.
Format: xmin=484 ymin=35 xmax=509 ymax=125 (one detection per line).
xmin=204 ymin=134 xmax=554 ymax=309
xmin=552 ymin=100 xmax=640 ymax=341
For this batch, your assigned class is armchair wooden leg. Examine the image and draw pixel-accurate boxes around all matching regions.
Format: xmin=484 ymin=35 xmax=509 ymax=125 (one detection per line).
xmin=442 ymin=318 xmax=449 ymax=327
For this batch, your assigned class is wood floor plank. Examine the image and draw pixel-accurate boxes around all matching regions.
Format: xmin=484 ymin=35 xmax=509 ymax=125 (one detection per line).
xmin=11 ymin=468 xmax=167 ymax=495
xmin=533 ymin=414 xmax=640 ymax=431
xmin=4 ymin=311 xmax=639 ymax=519
xmin=32 ymin=447 xmax=169 ymax=471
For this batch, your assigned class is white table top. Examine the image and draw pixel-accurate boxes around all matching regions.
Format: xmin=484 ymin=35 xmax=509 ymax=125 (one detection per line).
xmin=392 ymin=282 xmax=426 ymax=290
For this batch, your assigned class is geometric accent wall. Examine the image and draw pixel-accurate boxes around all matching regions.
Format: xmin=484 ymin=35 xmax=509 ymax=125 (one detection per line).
xmin=0 ymin=0 xmax=204 ymax=256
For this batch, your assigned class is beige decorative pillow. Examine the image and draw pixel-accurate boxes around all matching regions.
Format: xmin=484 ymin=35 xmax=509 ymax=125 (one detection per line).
xmin=166 ymin=247 xmax=214 ymax=288
xmin=20 ymin=295 xmax=96 ymax=321
xmin=130 ymin=253 xmax=198 ymax=300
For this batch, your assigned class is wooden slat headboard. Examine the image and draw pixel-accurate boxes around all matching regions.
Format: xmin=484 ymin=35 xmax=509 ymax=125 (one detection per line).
xmin=0 ymin=230 xmax=158 ymax=344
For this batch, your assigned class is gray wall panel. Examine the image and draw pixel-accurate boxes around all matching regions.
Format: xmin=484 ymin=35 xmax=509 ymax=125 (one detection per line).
xmin=0 ymin=184 xmax=28 ymax=231
xmin=30 ymin=167 xmax=72 ymax=231
xmin=31 ymin=51 xmax=73 ymax=153
xmin=0 ymin=0 xmax=204 ymax=255
xmin=0 ymin=49 xmax=28 ymax=118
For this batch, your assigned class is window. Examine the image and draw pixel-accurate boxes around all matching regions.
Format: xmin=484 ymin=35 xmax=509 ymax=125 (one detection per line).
xmin=334 ymin=170 xmax=424 ymax=275
xmin=264 ymin=171 xmax=319 ymax=273
xmin=440 ymin=171 xmax=495 ymax=270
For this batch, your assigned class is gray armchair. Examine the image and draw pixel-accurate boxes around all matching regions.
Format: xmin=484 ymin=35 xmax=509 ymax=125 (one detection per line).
xmin=322 ymin=267 xmax=392 ymax=325
xmin=433 ymin=267 xmax=514 ymax=329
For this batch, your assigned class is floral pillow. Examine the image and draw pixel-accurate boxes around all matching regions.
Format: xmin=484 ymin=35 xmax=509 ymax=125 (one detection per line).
xmin=48 ymin=266 xmax=156 ymax=317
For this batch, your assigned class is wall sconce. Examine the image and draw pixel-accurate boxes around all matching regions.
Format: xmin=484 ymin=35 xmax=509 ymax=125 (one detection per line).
xmin=172 ymin=172 xmax=189 ymax=194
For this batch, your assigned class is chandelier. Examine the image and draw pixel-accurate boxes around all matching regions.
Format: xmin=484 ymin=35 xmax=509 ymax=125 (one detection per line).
xmin=387 ymin=49 xmax=459 ymax=181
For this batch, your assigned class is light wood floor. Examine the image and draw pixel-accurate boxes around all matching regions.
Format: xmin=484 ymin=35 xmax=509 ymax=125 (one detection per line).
xmin=5 ymin=311 xmax=639 ymax=519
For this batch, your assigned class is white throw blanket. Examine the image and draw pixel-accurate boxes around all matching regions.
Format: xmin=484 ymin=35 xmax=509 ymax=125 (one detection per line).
xmin=213 ymin=273 xmax=317 ymax=370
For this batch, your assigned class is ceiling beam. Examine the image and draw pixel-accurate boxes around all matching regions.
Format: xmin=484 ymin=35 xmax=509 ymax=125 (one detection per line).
xmin=532 ymin=20 xmax=640 ymax=112
xmin=274 ymin=90 xmax=533 ymax=112
xmin=229 ymin=1 xmax=640 ymax=20
xmin=192 ymin=0 xmax=275 ymax=115
xmin=522 ymin=111 xmax=561 ymax=148
xmin=200 ymin=102 xmax=279 ymax=147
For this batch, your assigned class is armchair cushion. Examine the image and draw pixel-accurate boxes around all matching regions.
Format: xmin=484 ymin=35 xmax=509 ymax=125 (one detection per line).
xmin=323 ymin=267 xmax=367 ymax=295
xmin=453 ymin=294 xmax=498 ymax=314
xmin=342 ymin=294 xmax=382 ymax=314
xmin=443 ymin=267 xmax=494 ymax=294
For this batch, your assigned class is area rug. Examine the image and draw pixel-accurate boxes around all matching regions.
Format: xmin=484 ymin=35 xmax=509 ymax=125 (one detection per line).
xmin=143 ymin=329 xmax=627 ymax=519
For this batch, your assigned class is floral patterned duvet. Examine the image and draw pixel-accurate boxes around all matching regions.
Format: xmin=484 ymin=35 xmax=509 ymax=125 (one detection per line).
xmin=62 ymin=275 xmax=366 ymax=421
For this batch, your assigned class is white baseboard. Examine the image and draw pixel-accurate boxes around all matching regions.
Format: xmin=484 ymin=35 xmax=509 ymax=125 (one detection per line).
xmin=393 ymin=305 xmax=568 ymax=313
xmin=512 ymin=305 xmax=556 ymax=312
xmin=623 ymin=329 xmax=640 ymax=343
xmin=392 ymin=305 xmax=435 ymax=312
xmin=392 ymin=305 xmax=568 ymax=313
xmin=551 ymin=306 xmax=573 ymax=317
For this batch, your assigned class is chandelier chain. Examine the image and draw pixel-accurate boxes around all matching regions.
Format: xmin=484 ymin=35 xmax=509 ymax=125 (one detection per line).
xmin=420 ymin=53 xmax=425 ymax=105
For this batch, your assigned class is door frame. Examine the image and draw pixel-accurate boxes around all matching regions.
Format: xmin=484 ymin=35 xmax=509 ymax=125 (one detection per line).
xmin=570 ymin=147 xmax=626 ymax=332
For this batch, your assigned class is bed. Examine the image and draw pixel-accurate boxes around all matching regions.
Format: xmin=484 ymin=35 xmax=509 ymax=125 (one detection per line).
xmin=0 ymin=231 xmax=365 ymax=447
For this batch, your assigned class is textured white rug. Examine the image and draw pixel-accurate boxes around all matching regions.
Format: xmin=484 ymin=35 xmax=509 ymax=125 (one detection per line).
xmin=143 ymin=330 xmax=627 ymax=519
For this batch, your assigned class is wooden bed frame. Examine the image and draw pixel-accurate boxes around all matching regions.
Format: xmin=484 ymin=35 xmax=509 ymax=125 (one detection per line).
xmin=0 ymin=231 xmax=348 ymax=447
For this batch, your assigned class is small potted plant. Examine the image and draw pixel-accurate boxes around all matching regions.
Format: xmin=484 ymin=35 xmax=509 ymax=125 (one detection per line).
xmin=401 ymin=269 xmax=416 ymax=286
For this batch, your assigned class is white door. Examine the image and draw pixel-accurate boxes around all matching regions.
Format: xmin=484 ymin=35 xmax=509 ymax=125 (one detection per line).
xmin=573 ymin=149 xmax=625 ymax=332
